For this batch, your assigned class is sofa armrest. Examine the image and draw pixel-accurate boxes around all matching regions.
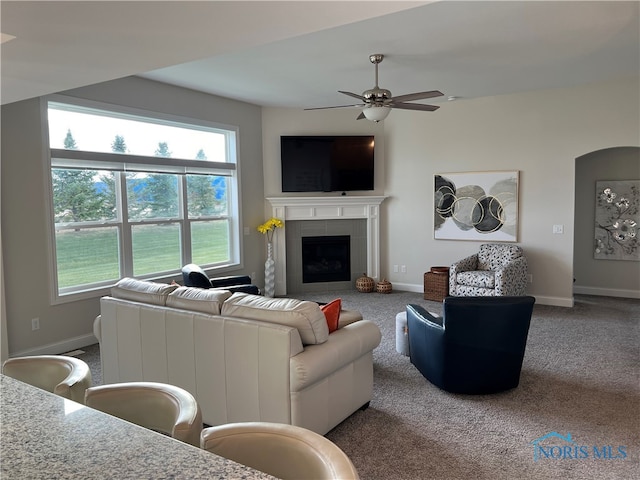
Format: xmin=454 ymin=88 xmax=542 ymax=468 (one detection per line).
xmin=449 ymin=253 xmax=478 ymax=292
xmin=406 ymin=304 xmax=446 ymax=385
xmin=209 ymin=275 xmax=253 ymax=288
xmin=451 ymin=253 xmax=478 ymax=274
xmin=495 ymin=256 xmax=528 ymax=295
xmin=289 ymin=320 xmax=381 ymax=392
xmin=406 ymin=304 xmax=443 ymax=329
xmin=93 ymin=315 xmax=102 ymax=344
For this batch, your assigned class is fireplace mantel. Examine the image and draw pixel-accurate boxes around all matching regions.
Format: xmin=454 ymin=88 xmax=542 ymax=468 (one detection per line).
xmin=266 ymin=196 xmax=387 ymax=295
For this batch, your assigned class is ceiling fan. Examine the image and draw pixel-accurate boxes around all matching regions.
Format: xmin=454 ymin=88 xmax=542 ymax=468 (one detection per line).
xmin=306 ymin=54 xmax=443 ymax=122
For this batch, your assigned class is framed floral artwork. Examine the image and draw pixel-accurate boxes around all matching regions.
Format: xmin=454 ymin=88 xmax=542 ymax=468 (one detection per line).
xmin=434 ymin=170 xmax=519 ymax=242
xmin=594 ymin=180 xmax=639 ymax=261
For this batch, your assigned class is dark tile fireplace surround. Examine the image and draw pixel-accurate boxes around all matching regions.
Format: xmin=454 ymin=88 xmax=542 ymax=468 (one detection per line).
xmin=286 ymin=219 xmax=367 ymax=294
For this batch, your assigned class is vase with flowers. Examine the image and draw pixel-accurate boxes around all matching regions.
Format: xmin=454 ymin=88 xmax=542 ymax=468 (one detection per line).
xmin=257 ymin=217 xmax=284 ymax=297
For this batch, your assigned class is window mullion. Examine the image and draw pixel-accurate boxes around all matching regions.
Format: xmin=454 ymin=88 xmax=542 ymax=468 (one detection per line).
xmin=179 ymin=175 xmax=191 ymax=265
xmin=117 ymin=172 xmax=133 ymax=278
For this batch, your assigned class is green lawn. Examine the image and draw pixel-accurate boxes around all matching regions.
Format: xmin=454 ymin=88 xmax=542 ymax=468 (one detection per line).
xmin=56 ymin=222 xmax=229 ymax=288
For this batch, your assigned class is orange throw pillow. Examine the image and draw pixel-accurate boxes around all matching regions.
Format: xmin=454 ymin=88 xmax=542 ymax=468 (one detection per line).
xmin=321 ymin=298 xmax=342 ymax=333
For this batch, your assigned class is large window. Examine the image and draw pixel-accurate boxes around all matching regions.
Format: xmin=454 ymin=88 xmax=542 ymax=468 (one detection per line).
xmin=46 ymin=97 xmax=241 ymax=299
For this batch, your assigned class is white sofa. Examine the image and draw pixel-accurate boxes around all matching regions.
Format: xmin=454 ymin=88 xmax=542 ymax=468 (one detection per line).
xmin=94 ymin=278 xmax=382 ymax=435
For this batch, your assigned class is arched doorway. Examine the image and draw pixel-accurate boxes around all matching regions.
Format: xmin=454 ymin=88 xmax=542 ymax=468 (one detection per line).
xmin=573 ymin=146 xmax=640 ymax=298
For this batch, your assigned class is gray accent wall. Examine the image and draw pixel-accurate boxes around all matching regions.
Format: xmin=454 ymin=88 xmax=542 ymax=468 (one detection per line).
xmin=574 ymin=147 xmax=640 ymax=296
xmin=1 ymin=77 xmax=265 ymax=356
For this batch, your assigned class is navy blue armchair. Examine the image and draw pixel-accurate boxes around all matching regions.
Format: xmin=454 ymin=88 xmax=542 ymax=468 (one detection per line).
xmin=407 ymin=296 xmax=535 ymax=394
xmin=181 ymin=264 xmax=260 ymax=295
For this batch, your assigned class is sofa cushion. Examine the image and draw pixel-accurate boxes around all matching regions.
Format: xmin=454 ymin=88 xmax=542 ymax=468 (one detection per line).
xmin=457 ymin=270 xmax=496 ymax=288
xmin=321 ymin=298 xmax=342 ymax=333
xmin=166 ymin=287 xmax=233 ymax=315
xmin=111 ymin=278 xmax=178 ymax=305
xmin=221 ymin=293 xmax=329 ymax=345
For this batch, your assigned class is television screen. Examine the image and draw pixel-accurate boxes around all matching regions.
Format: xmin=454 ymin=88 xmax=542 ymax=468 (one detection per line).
xmin=281 ymin=136 xmax=374 ymax=192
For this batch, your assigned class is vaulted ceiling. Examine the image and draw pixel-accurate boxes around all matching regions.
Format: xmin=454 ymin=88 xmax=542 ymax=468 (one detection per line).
xmin=2 ymin=1 xmax=638 ymax=110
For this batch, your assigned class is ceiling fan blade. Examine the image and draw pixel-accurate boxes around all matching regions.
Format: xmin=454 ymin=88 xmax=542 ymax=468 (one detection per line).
xmin=390 ymin=90 xmax=444 ymax=103
xmin=339 ymin=90 xmax=365 ymax=101
xmin=305 ymin=103 xmax=365 ymax=111
xmin=390 ymin=102 xmax=440 ymax=112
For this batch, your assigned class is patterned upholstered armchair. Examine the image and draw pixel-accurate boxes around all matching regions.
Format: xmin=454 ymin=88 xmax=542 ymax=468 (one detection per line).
xmin=449 ymin=243 xmax=528 ymax=296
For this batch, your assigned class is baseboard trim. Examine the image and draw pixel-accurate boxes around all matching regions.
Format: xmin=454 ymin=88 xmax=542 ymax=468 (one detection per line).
xmin=391 ymin=282 xmax=423 ymax=293
xmin=532 ymin=295 xmax=574 ymax=308
xmin=10 ymin=333 xmax=97 ymax=358
xmin=394 ymin=283 xmax=574 ymax=307
xmin=573 ymin=285 xmax=640 ymax=299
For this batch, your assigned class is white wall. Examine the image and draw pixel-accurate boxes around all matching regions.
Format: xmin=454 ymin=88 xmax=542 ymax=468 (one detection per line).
xmin=263 ymin=76 xmax=640 ymax=307
xmin=1 ymin=77 xmax=266 ymax=356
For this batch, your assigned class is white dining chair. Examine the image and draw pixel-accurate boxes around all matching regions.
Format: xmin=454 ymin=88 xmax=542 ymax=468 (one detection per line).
xmin=84 ymin=381 xmax=203 ymax=447
xmin=2 ymin=354 xmax=92 ymax=403
xmin=200 ymin=421 xmax=360 ymax=480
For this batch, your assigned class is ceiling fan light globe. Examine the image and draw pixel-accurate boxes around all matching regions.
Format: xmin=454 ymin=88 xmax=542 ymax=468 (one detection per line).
xmin=363 ymin=106 xmax=391 ymax=122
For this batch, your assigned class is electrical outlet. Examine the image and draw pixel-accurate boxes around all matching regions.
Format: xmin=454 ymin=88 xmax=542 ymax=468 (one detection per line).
xmin=553 ymin=224 xmax=564 ymax=234
xmin=393 ymin=265 xmax=399 ymax=273
xmin=401 ymin=265 xmax=407 ymax=273
xmin=527 ymin=274 xmax=533 ymax=284
xmin=31 ymin=317 xmax=40 ymax=331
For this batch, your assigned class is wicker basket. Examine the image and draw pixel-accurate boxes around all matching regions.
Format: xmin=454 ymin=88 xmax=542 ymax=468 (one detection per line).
xmin=376 ymin=279 xmax=392 ymax=294
xmin=430 ymin=266 xmax=450 ymax=275
xmin=424 ymin=268 xmax=449 ymax=301
xmin=356 ymin=273 xmax=375 ymax=293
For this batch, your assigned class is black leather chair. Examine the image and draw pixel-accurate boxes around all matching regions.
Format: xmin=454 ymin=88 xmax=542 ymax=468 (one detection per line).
xmin=407 ymin=296 xmax=535 ymax=394
xmin=181 ymin=264 xmax=260 ymax=295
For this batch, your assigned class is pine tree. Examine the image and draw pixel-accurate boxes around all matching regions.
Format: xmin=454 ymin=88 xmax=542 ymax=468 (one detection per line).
xmin=146 ymin=175 xmax=178 ymax=217
xmin=52 ymin=169 xmax=110 ymax=223
xmin=187 ymin=175 xmax=217 ymax=216
xmin=64 ymin=129 xmax=78 ymax=149
xmin=154 ymin=142 xmax=172 ymax=158
xmin=141 ymin=141 xmax=177 ymax=217
xmin=111 ymin=135 xmax=127 ymax=153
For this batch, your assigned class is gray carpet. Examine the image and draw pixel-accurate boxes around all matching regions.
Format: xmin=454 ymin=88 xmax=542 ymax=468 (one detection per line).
xmin=78 ymin=293 xmax=640 ymax=479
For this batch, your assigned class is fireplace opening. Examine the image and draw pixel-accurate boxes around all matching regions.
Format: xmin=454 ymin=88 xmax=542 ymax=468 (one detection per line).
xmin=301 ymin=235 xmax=351 ymax=284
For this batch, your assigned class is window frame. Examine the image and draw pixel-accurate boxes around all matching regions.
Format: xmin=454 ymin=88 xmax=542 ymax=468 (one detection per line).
xmin=42 ymin=95 xmax=244 ymax=304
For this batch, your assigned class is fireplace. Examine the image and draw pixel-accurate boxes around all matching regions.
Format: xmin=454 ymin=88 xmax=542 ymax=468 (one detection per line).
xmin=302 ymin=235 xmax=351 ymax=284
xmin=266 ymin=196 xmax=386 ymax=295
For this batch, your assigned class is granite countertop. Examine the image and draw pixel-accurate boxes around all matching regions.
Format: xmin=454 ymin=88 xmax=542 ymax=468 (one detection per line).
xmin=0 ymin=374 xmax=275 ymax=479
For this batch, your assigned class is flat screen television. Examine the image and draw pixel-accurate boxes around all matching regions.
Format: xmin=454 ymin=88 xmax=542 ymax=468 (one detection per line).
xmin=280 ymin=135 xmax=374 ymax=192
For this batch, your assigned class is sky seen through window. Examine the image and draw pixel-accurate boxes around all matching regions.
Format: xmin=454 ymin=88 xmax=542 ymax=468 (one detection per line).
xmin=48 ymin=105 xmax=227 ymax=162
